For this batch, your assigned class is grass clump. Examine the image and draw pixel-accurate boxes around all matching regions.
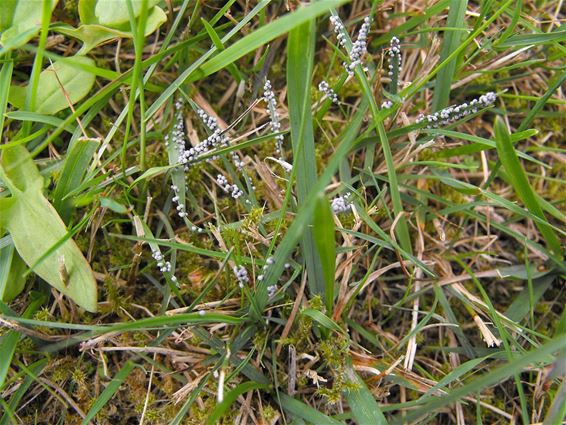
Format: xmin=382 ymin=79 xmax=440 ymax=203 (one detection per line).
xmin=0 ymin=1 xmax=565 ymax=424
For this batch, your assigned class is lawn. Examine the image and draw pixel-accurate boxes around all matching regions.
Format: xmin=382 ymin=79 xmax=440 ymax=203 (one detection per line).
xmin=0 ymin=0 xmax=565 ymax=424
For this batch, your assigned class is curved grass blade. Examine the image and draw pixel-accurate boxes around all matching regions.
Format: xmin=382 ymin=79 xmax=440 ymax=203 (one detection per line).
xmin=313 ymin=195 xmax=336 ymax=314
xmin=0 ymin=294 xmax=45 ymax=390
xmin=287 ymin=19 xmax=326 ymax=299
xmin=301 ymin=308 xmax=344 ymax=335
xmin=81 ymin=361 xmax=137 ymax=425
xmin=279 ymin=393 xmax=345 ymax=425
xmin=494 ymin=117 xmax=562 ymax=259
xmin=392 ymin=334 xmax=566 ymax=424
xmin=205 ymin=381 xmax=269 ymax=425
xmin=431 ymin=0 xmax=468 ymax=111
xmin=52 ymin=137 xmax=100 ymax=223
xmin=344 ymin=368 xmax=388 ymax=425
xmin=146 ymin=0 xmax=346 ymax=119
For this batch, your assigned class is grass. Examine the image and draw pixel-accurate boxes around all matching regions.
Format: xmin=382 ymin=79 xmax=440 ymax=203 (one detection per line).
xmin=0 ymin=1 xmax=565 ymax=424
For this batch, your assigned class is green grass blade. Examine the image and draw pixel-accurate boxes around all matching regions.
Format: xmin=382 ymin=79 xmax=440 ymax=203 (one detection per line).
xmin=431 ymin=0 xmax=468 ymax=111
xmin=253 ymin=104 xmax=367 ymax=315
xmin=0 ymin=359 xmax=48 ymax=425
xmin=393 ymin=334 xmax=566 ymax=424
xmin=0 ymin=295 xmax=44 ymax=390
xmin=0 ymin=59 xmax=13 ymax=142
xmin=81 ymin=361 xmax=137 ymax=425
xmin=144 ymin=0 xmax=268 ymax=120
xmin=313 ymin=195 xmax=336 ymax=313
xmin=194 ymin=0 xmax=347 ymax=81
xmin=301 ymin=308 xmax=344 ymax=334
xmin=494 ymin=117 xmax=562 ymax=259
xmin=146 ymin=0 xmax=345 ymax=120
xmin=52 ymin=137 xmax=100 ymax=223
xmin=401 ymin=0 xmax=514 ymax=100
xmin=493 ymin=0 xmax=521 ymax=48
xmin=287 ymin=19 xmax=325 ymax=298
xmin=344 ymin=368 xmax=388 ymax=425
xmin=518 ymin=71 xmax=566 ymax=132
xmin=497 ymin=29 xmax=566 ymax=48
xmin=543 ymin=377 xmax=566 ymax=425
xmin=205 ymin=381 xmax=268 ymax=425
xmin=279 ymin=393 xmax=345 ymax=425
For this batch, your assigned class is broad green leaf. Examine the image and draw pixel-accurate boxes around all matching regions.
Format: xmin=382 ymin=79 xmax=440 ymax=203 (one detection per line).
xmin=0 ymin=198 xmax=16 ymax=229
xmin=2 ymin=144 xmax=42 ymax=192
xmin=8 ymin=56 xmax=96 ymax=115
xmin=494 ymin=117 xmax=562 ymax=259
xmin=0 ymin=0 xmax=58 ymax=55
xmin=100 ymin=197 xmax=128 ymax=214
xmin=55 ymin=6 xmax=166 ymax=54
xmin=54 ymin=24 xmax=132 ymax=55
xmin=0 ymin=146 xmax=98 ymax=312
xmin=131 ymin=164 xmax=178 ymax=186
xmin=79 ymin=0 xmax=159 ymax=26
xmin=0 ymin=1 xmax=17 ymax=31
xmin=52 ymin=137 xmax=100 ymax=223
xmin=94 ymin=0 xmax=159 ymax=26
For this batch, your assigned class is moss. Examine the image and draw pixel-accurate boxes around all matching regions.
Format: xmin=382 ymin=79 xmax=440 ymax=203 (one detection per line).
xmin=315 ymin=334 xmax=358 ymax=404
xmin=261 ymin=404 xmax=279 ymax=422
xmin=32 ymin=307 xmax=56 ymax=335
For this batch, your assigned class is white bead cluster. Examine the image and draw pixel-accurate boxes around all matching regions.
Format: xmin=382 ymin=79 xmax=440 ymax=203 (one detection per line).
xmin=330 ymin=15 xmax=371 ymax=77
xmin=331 ymin=193 xmax=353 ymax=215
xmin=179 ymin=108 xmax=244 ymax=170
xmin=258 ymin=257 xmax=291 ymax=298
xmin=170 ymin=184 xmax=187 ymax=218
xmin=263 ymin=80 xmax=284 ymax=158
xmin=318 ymin=81 xmax=339 ymax=104
xmin=348 ymin=17 xmax=371 ymax=75
xmin=164 ymin=102 xmax=189 ymax=219
xmin=416 ymin=92 xmax=497 ymax=128
xmin=233 ymin=265 xmax=249 ymax=288
xmin=257 ymin=256 xmax=273 ymax=282
xmin=152 ymin=249 xmax=179 ymax=285
xmin=329 ymin=16 xmax=347 ymax=49
xmin=216 ymin=174 xmax=243 ymax=199
xmin=387 ymin=36 xmax=402 ymax=78
xmin=164 ymin=101 xmax=186 ymax=158
xmin=197 ymin=108 xmax=218 ymax=131
xmin=182 ymin=115 xmax=228 ymax=165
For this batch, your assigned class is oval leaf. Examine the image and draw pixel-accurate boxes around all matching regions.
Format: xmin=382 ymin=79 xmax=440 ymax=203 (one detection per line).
xmin=0 ymin=0 xmax=58 ymax=55
xmin=1 ymin=146 xmax=97 ymax=312
xmin=9 ymin=56 xmax=96 ymax=115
